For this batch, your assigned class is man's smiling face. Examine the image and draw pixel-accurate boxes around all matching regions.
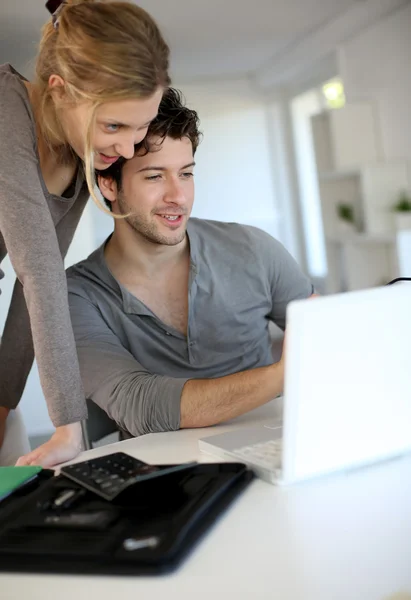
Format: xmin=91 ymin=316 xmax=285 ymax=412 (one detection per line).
xmin=105 ymin=135 xmax=195 ymax=246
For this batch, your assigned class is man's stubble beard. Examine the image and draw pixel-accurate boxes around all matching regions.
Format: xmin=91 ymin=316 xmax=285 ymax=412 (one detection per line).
xmin=117 ymin=193 xmax=187 ymax=247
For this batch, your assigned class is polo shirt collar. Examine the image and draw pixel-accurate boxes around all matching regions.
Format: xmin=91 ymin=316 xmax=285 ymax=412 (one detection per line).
xmin=92 ymin=224 xmax=199 ymax=317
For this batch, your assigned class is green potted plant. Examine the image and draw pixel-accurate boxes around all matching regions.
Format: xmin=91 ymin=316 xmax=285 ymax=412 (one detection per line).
xmin=336 ymin=202 xmax=356 ymax=235
xmin=393 ymin=190 xmax=411 ymax=230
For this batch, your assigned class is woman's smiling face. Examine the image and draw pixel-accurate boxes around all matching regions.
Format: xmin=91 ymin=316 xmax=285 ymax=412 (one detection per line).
xmin=58 ymin=89 xmax=163 ymax=169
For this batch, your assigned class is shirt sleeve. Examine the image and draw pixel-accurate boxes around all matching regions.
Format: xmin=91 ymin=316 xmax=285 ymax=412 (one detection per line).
xmin=249 ymin=227 xmax=314 ymax=330
xmin=68 ymin=287 xmax=188 ymax=436
xmin=0 ymin=76 xmax=87 ymax=425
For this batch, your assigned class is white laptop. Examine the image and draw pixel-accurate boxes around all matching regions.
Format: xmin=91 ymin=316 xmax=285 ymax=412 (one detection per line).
xmin=199 ymin=285 xmax=411 ymax=485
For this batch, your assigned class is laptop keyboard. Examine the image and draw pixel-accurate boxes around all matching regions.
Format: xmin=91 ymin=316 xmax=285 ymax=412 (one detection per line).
xmin=232 ymin=439 xmax=282 ymax=469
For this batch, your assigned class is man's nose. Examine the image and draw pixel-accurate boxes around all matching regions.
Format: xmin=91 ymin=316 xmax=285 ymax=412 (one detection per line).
xmin=165 ymin=178 xmax=185 ymax=204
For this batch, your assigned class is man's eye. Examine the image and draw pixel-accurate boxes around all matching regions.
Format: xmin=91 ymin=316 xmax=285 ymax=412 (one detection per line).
xmin=145 ymin=175 xmax=161 ymax=181
xmin=181 ymin=172 xmax=194 ymax=179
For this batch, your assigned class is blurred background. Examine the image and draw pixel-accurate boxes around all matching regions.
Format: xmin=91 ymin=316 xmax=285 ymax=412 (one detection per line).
xmin=1 ymin=0 xmax=411 ymax=444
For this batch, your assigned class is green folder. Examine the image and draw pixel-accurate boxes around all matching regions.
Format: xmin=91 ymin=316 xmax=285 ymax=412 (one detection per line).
xmin=0 ymin=466 xmax=42 ymax=502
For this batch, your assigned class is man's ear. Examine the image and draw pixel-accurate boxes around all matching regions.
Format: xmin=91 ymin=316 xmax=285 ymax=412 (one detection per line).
xmin=98 ymin=174 xmax=118 ymax=206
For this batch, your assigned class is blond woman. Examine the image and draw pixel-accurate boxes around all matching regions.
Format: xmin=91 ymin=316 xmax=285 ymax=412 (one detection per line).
xmin=0 ymin=0 xmax=169 ymax=466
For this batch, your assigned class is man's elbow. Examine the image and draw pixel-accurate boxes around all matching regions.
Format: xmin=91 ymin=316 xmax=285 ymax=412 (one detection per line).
xmin=111 ymin=378 xmax=181 ymax=437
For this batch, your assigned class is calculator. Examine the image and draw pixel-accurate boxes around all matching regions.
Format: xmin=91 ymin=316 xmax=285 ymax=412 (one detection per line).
xmin=61 ymin=452 xmax=197 ymax=501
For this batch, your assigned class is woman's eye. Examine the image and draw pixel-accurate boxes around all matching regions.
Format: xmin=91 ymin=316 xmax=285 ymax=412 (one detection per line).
xmin=105 ymin=124 xmax=120 ymax=132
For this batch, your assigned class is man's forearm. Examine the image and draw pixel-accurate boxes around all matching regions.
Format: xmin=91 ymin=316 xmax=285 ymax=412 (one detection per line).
xmin=180 ymin=361 xmax=283 ymax=428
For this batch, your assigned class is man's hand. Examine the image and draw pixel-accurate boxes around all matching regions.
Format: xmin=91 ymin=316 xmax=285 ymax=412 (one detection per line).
xmin=15 ymin=422 xmax=83 ymax=467
xmin=0 ymin=406 xmax=10 ymax=450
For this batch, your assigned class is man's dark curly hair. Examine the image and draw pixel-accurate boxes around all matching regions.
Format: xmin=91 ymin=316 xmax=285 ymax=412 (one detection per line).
xmin=97 ymin=88 xmax=201 ymax=208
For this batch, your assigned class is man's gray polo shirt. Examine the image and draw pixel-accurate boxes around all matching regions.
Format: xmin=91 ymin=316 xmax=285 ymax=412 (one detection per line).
xmin=67 ymin=218 xmax=313 ymax=437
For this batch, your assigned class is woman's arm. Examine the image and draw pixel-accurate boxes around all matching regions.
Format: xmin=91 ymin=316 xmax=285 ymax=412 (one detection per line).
xmin=0 ymin=73 xmax=87 ymax=464
xmin=1 ymin=195 xmax=89 ymax=466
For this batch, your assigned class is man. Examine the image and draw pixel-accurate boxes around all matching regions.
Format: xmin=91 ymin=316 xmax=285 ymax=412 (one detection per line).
xmin=67 ymin=88 xmax=314 ymax=438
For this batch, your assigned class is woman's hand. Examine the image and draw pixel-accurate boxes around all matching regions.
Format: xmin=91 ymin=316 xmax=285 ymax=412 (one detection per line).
xmin=15 ymin=422 xmax=83 ymax=467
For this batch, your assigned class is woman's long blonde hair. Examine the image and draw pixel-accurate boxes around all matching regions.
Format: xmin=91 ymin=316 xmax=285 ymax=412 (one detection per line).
xmin=35 ymin=0 xmax=170 ymax=213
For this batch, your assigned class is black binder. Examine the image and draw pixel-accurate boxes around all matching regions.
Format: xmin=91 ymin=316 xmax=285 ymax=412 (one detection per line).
xmin=0 ymin=460 xmax=253 ymax=575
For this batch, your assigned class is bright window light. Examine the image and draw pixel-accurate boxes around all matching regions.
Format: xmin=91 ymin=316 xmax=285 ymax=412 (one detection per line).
xmin=322 ymin=79 xmax=346 ymax=109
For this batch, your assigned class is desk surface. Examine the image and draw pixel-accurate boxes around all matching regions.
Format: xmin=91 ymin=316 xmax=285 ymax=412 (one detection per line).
xmin=2 ymin=400 xmax=411 ymax=600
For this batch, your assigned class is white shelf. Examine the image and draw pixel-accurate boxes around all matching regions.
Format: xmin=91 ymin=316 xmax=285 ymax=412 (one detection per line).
xmin=310 ymin=103 xmax=411 ymax=293
xmin=318 ymin=169 xmax=360 ymax=182
xmin=326 ymin=232 xmax=396 ymax=245
xmin=311 ymin=104 xmax=381 ymax=173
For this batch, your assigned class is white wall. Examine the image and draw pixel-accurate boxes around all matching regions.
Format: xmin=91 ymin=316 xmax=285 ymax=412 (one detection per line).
xmin=338 ymin=2 xmax=411 ymax=164
xmin=291 ymin=89 xmax=327 ymax=278
xmin=178 ymin=79 xmax=283 ymax=243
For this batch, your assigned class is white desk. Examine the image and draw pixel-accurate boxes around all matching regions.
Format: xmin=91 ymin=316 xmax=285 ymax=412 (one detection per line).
xmin=2 ymin=399 xmax=411 ymax=600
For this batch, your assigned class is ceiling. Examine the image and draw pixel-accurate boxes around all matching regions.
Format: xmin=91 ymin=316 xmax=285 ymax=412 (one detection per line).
xmin=138 ymin=0 xmax=360 ymax=79
xmin=1 ymin=0 xmax=362 ymax=81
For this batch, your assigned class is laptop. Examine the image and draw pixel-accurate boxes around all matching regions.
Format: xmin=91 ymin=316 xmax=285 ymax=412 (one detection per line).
xmin=199 ymin=285 xmax=411 ymax=485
